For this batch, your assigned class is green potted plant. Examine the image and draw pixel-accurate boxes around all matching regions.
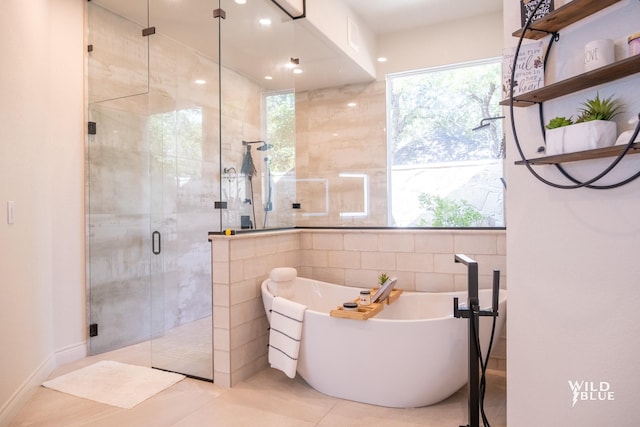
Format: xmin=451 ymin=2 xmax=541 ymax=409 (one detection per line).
xmin=378 ymin=272 xmax=389 ymax=288
xmin=575 ymin=93 xmax=623 ymax=123
xmin=545 ymin=93 xmax=622 ymax=155
xmin=545 ymin=116 xmax=574 ymax=130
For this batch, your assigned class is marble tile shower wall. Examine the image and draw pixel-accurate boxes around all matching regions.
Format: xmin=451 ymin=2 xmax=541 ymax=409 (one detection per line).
xmin=295 ymin=81 xmax=388 ymax=226
xmin=298 ymin=229 xmax=507 ymax=292
xmin=210 ymin=228 xmax=506 ymax=387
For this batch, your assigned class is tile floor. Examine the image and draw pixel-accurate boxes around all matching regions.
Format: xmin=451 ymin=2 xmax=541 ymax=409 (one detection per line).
xmin=150 ymin=317 xmax=213 ymax=380
xmin=9 ymin=342 xmax=506 ymax=427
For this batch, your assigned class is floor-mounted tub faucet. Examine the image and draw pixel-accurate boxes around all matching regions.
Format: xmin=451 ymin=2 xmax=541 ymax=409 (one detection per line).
xmin=453 ymin=254 xmax=500 ymax=427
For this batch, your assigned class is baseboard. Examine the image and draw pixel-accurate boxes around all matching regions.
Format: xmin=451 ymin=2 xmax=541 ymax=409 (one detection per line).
xmin=55 ymin=341 xmax=87 ymax=366
xmin=0 ymin=354 xmax=56 ymax=427
xmin=0 ymin=341 xmax=87 ymax=427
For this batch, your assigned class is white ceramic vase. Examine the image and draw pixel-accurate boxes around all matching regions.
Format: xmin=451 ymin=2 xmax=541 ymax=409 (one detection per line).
xmin=545 ymin=120 xmax=617 ymax=155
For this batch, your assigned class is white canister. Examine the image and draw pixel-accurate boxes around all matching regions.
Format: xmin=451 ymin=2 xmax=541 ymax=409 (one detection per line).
xmin=629 ymin=33 xmax=640 ymax=57
xmin=584 ymin=39 xmax=615 ymax=72
xmin=359 ymin=290 xmax=371 ymax=306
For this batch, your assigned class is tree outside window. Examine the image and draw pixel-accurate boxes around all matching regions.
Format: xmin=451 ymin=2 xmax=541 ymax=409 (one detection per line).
xmin=387 ymin=59 xmax=504 ymax=227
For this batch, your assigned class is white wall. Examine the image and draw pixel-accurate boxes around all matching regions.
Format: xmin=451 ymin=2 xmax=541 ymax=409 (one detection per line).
xmin=0 ymin=0 xmax=85 ymax=424
xmin=306 ymin=0 xmax=377 ymax=77
xmin=504 ymin=1 xmax=640 ymax=425
xmin=377 ymin=11 xmax=503 ymax=77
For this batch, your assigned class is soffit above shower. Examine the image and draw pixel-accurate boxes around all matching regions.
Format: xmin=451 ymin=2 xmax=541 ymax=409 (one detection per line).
xmin=342 ymin=0 xmax=503 ymax=35
xmin=89 ymin=0 xmax=502 ymax=93
xmin=91 ymin=0 xmax=376 ymax=92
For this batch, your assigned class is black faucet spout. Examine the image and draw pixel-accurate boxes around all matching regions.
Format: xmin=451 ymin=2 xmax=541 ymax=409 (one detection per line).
xmin=455 ymin=254 xmax=479 ymax=307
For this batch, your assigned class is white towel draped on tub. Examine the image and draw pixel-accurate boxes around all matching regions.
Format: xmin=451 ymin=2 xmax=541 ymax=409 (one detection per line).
xmin=268 ymin=296 xmax=307 ymax=378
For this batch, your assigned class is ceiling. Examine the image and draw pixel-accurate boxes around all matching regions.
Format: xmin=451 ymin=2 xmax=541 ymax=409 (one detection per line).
xmin=343 ymin=0 xmax=503 ymax=34
xmin=90 ymin=0 xmax=503 ymax=92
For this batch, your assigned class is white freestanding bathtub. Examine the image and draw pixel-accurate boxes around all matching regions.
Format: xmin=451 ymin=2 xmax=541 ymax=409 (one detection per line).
xmin=261 ymin=275 xmax=507 ymax=408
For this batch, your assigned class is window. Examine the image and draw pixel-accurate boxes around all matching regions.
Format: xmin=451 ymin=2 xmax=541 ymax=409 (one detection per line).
xmin=262 ymin=90 xmax=296 ymax=228
xmin=264 ymin=91 xmax=295 ymax=173
xmin=387 ymin=59 xmax=504 ymax=227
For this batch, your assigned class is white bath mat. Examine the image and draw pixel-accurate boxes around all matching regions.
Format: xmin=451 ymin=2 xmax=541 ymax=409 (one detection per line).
xmin=42 ymin=360 xmax=185 ymax=408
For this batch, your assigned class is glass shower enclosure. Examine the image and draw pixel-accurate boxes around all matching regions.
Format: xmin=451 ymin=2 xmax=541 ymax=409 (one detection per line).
xmin=86 ymin=0 xmax=295 ymax=380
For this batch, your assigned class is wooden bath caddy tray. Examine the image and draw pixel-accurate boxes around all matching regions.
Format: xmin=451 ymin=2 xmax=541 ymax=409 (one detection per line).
xmin=329 ymin=288 xmax=403 ymax=320
xmin=384 ymin=288 xmax=403 ymax=305
xmin=330 ymin=302 xmax=383 ymax=320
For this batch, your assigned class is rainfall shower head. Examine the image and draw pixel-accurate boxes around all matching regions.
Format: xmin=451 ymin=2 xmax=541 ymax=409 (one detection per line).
xmin=242 ymin=140 xmax=271 ymax=151
xmin=472 ymin=116 xmax=505 ymax=131
xmin=242 ymin=140 xmax=265 ymax=146
xmin=472 ymin=122 xmax=491 ymax=131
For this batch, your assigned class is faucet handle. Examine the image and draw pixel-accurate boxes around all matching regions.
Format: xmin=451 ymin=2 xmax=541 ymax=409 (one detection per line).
xmin=492 ymin=269 xmax=500 ymax=314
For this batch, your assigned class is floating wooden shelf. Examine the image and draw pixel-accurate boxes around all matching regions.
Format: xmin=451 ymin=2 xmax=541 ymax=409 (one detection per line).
xmin=515 ymin=143 xmax=640 ymax=165
xmin=513 ymin=0 xmax=622 ymax=40
xmin=501 ymin=55 xmax=640 ymax=107
xmin=508 ymin=0 xmax=640 ymax=173
xmin=329 ymin=288 xmax=403 ymax=320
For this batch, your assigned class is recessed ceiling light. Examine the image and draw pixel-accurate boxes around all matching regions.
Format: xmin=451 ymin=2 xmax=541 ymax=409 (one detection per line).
xmin=347 ymin=102 xmax=357 ymax=107
xmin=194 ymin=79 xmax=206 ymax=85
xmin=259 ymin=18 xmax=271 ymax=26
xmin=264 ymin=76 xmax=273 ymax=80
xmin=377 ymin=57 xmax=387 ymax=63
xmin=293 ymin=69 xmax=303 ymax=74
xmin=234 ymin=0 xmax=246 ymax=4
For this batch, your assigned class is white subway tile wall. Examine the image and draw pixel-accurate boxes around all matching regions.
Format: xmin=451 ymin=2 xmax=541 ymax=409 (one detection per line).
xmin=209 ymin=228 xmax=506 ymax=386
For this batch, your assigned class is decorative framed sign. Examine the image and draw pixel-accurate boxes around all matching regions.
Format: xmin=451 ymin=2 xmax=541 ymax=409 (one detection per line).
xmin=502 ymin=41 xmax=545 ymax=99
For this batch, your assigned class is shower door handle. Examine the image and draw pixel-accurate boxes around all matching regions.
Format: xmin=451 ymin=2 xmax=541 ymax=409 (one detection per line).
xmin=152 ymin=231 xmax=161 ymax=255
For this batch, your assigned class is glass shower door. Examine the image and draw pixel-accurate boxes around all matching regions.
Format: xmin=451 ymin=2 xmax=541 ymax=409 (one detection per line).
xmin=146 ymin=0 xmax=218 ymax=380
xmin=87 ymin=1 xmax=215 ymax=381
xmin=86 ymin=0 xmax=154 ymax=356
